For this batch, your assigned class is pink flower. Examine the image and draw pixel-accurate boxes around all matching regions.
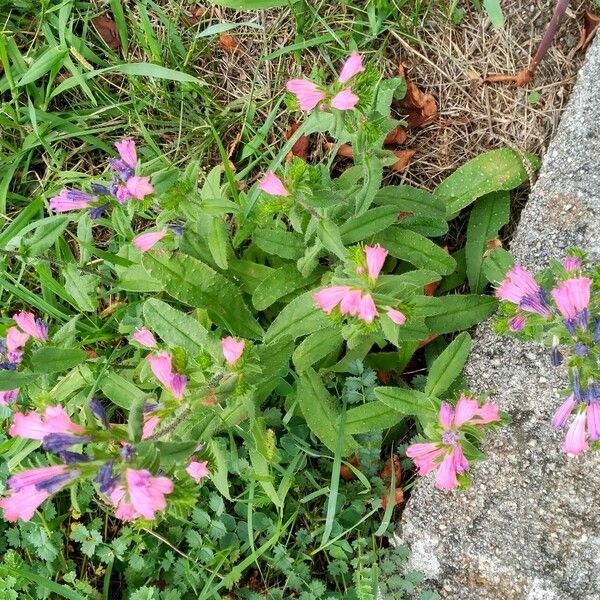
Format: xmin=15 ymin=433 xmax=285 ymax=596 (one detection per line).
xmin=115 ymin=139 xmax=138 ymax=169
xmin=258 ymin=172 xmax=289 ymax=197
xmin=587 ymin=402 xmax=600 ymax=441
xmin=330 ymin=89 xmax=359 ymax=110
xmin=562 ymin=411 xmax=589 ymax=456
xmin=131 ymin=327 xmax=157 ymax=348
xmin=48 ymin=189 xmax=95 ymax=212
xmin=287 ymin=79 xmax=327 ymax=111
xmin=312 ymin=286 xmax=351 ymax=314
xmin=358 ymin=293 xmax=378 ymax=323
xmin=7 ymin=465 xmax=68 ymax=491
xmin=0 ymin=389 xmax=19 ymax=405
xmin=364 ymin=245 xmax=388 ymax=280
xmin=496 ymin=265 xmax=550 ymax=317
xmin=146 ymin=352 xmax=187 ymax=399
xmin=563 ymin=257 xmax=582 ymax=271
xmin=10 ymin=405 xmax=84 ymax=440
xmin=338 ymin=51 xmax=364 ymax=84
xmin=6 ymin=327 xmax=30 ymax=352
xmin=438 ymin=402 xmax=454 ymax=430
xmin=125 ymin=468 xmax=173 ymax=520
xmin=133 ymin=230 xmax=167 ymax=252
xmin=221 ymin=337 xmax=245 ymax=365
xmin=552 ymin=395 xmax=576 ymax=428
xmin=339 ymin=289 xmax=363 ymax=317
xmin=473 ymin=400 xmax=501 ymax=425
xmin=434 ymin=448 xmax=460 ymax=490
xmin=186 ymin=460 xmax=210 ymax=483
xmin=0 ymin=486 xmax=49 ymax=522
xmin=509 ymin=315 xmax=527 ymax=331
xmin=13 ymin=312 xmax=48 ymax=341
xmin=125 ymin=176 xmax=154 ymax=200
xmin=141 ymin=415 xmax=160 ymax=440
xmin=453 ymin=394 xmax=480 ymax=427
xmin=110 ymin=486 xmax=137 ymax=521
xmin=115 ymin=186 xmax=132 ymax=204
xmin=406 ymin=443 xmax=444 ymax=476
xmin=387 ymin=308 xmax=406 ymax=325
xmin=551 ymin=277 xmax=592 ymax=320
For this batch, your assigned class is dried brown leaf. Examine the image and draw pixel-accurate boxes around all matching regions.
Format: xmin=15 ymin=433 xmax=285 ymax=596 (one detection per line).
xmin=575 ymin=10 xmax=600 ymax=52
xmin=91 ymin=14 xmax=120 ymax=51
xmin=219 ymin=33 xmax=241 ymax=53
xmin=398 ymin=63 xmax=437 ymax=128
xmin=390 ymin=149 xmax=416 ymax=171
xmin=285 ymin=122 xmax=309 ymax=161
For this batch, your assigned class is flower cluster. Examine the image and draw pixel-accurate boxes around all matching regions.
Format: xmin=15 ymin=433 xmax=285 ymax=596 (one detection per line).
xmin=407 ymin=394 xmax=501 ymax=489
xmin=1 ymin=312 xmax=48 ymax=405
xmin=287 ymin=51 xmax=364 ymax=112
xmin=496 ymin=256 xmax=599 ymax=455
xmin=49 ymin=139 xmax=153 ymax=218
xmin=312 ymin=245 xmax=407 ymax=325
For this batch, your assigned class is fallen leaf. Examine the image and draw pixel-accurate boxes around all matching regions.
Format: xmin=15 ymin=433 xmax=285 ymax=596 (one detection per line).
xmin=186 ymin=5 xmax=207 ymax=25
xmin=484 ymin=68 xmax=533 ymax=87
xmin=340 ymin=454 xmax=360 ymax=481
xmin=91 ymin=14 xmax=120 ymax=51
xmin=381 ymin=487 xmax=404 ymax=510
xmin=423 ymin=245 xmax=449 ymax=296
xmin=201 ymin=392 xmax=218 ymax=407
xmin=285 ymin=122 xmax=309 ymax=161
xmin=418 ymin=333 xmax=439 ymax=349
xmin=337 ymin=143 xmax=354 ymax=159
xmin=384 ymin=125 xmax=408 ymax=146
xmin=486 ymin=238 xmax=503 ymax=251
xmin=390 ymin=149 xmax=416 ymax=171
xmin=398 ymin=63 xmax=437 ymax=128
xmin=219 ymin=32 xmax=241 ymax=53
xmin=575 ymin=10 xmax=600 ymax=52
xmin=376 ymin=369 xmax=394 ymax=384
xmin=380 ymin=455 xmax=402 ymax=484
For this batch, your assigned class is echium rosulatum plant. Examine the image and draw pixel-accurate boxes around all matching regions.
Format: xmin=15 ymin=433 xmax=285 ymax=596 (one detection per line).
xmin=0 ymin=316 xmax=257 ymax=522
xmin=495 ymin=253 xmax=599 ymax=455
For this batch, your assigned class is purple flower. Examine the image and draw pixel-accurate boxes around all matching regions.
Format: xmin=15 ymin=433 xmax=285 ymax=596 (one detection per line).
xmin=49 ymin=189 xmax=96 ymax=213
xmin=89 ymin=203 xmax=110 ymax=220
xmin=60 ymin=451 xmax=91 ymax=464
xmin=496 ymin=265 xmax=551 ymax=318
xmin=90 ymin=398 xmax=109 ymax=428
xmin=90 ymin=183 xmax=111 ymax=195
xmin=95 ymin=460 xmax=118 ymax=493
xmin=550 ymin=336 xmax=563 ymax=366
xmin=42 ymin=433 xmax=91 ymax=453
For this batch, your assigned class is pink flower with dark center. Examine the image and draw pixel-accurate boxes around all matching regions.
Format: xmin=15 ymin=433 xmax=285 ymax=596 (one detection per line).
xmin=0 ymin=486 xmax=49 ymax=522
xmin=125 ymin=468 xmax=173 ymax=520
xmin=0 ymin=389 xmax=19 ymax=405
xmin=312 ymin=286 xmax=351 ymax=314
xmin=551 ymin=277 xmax=592 ymax=321
xmin=49 ymin=189 xmax=96 ymax=212
xmin=258 ymin=172 xmax=289 ymax=197
xmin=10 ymin=405 xmax=84 ymax=440
xmin=358 ymin=293 xmax=378 ymax=323
xmin=6 ymin=327 xmax=30 ymax=353
xmin=552 ymin=395 xmax=576 ymax=428
xmin=387 ymin=308 xmax=406 ymax=325
xmin=131 ymin=327 xmax=157 ymax=348
xmin=287 ymin=80 xmax=327 ymax=111
xmin=338 ymin=51 xmax=364 ymax=84
xmin=133 ymin=231 xmax=168 ymax=252
xmin=364 ymin=245 xmax=388 ymax=280
xmin=221 ymin=337 xmax=245 ymax=365
xmin=330 ymin=89 xmax=360 ymax=110
xmin=13 ymin=312 xmax=48 ymax=341
xmin=186 ymin=460 xmax=210 ymax=483
xmin=115 ymin=139 xmax=138 ymax=169
xmin=562 ymin=411 xmax=589 ymax=456
xmin=125 ymin=176 xmax=154 ymax=200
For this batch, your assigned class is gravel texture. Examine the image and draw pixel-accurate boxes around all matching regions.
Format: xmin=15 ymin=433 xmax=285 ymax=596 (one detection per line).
xmin=398 ymin=37 xmax=600 ymax=600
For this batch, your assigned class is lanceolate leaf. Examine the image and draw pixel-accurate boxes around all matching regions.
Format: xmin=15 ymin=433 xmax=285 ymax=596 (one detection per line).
xmin=435 ymin=149 xmax=538 ymax=218
xmin=344 ymin=401 xmax=403 ymax=434
xmin=252 ymin=264 xmax=318 ymax=311
xmin=297 ymin=369 xmax=358 ymax=456
xmin=292 ymin=327 xmax=343 ymax=372
xmin=0 ymin=372 xmax=40 ymax=391
xmin=465 ymin=191 xmax=510 ymax=293
xmin=425 ymin=332 xmax=471 ymax=398
xmin=339 ymin=205 xmax=399 ymax=244
xmin=482 ymin=247 xmax=515 ymax=284
xmin=374 ymin=387 xmax=438 ymax=424
xmin=31 ymin=347 xmax=87 ymax=373
xmin=425 ymin=295 xmax=498 ymax=334
xmin=254 ymin=228 xmax=305 ymax=260
xmin=143 ymin=252 xmax=263 ymax=339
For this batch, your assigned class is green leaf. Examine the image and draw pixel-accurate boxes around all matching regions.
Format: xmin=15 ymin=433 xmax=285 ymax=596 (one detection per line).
xmin=376 ymin=228 xmax=456 ymax=275
xmin=31 ymin=347 xmax=87 ymax=374
xmin=25 ymin=216 xmax=69 ymax=256
xmin=128 ymin=394 xmax=146 ymax=442
xmin=0 ymin=371 xmax=40 ymax=391
xmin=374 ymin=185 xmax=446 ymax=219
xmin=317 ymin=219 xmax=348 ymax=260
xmin=425 ymin=332 xmax=471 ymax=398
xmin=209 ymin=0 xmax=300 ymax=8
xmin=109 ymin=62 xmax=204 ymax=85
xmin=207 ymin=217 xmax=229 ymax=269
xmin=209 ymin=439 xmax=231 ymax=500
xmin=435 ymin=149 xmax=538 ymax=217
xmin=465 ymin=191 xmax=510 ymax=293
xmin=297 ymin=369 xmax=358 ymax=456
xmin=264 ymin=291 xmax=329 ymax=344
xmin=344 ymin=401 xmax=404 ymax=434
xmin=355 ymin=155 xmax=383 ymax=214
xmin=143 ymin=253 xmax=263 ymax=339
xmin=143 ymin=298 xmax=219 ymax=359
xmin=100 ymin=372 xmax=146 ymax=410
xmin=248 ymin=448 xmax=282 ymax=508
xmin=292 ymin=327 xmax=343 ymax=372
xmin=425 ymin=295 xmax=498 ymax=334
xmin=17 ymin=46 xmax=67 ymax=86
xmin=374 ymin=387 xmax=438 ymax=424
xmin=339 ymin=205 xmax=399 ymax=244
xmin=482 ymin=247 xmax=514 ymax=284
xmin=63 ymin=264 xmax=98 ymax=312
xmin=483 ymin=0 xmax=504 ymax=27
xmin=254 ymin=228 xmax=305 ymax=260
xmin=252 ymin=264 xmax=315 ymax=311
xmin=0 ymin=565 xmax=86 ymax=600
